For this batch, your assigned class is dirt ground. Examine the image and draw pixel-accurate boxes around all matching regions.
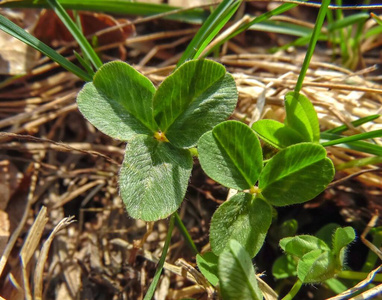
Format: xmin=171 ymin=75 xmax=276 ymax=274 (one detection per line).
xmin=0 ymin=2 xmax=381 ymax=299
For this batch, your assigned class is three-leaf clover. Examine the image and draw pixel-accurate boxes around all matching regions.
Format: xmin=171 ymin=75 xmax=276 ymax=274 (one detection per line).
xmin=77 ymin=59 xmax=238 ymax=221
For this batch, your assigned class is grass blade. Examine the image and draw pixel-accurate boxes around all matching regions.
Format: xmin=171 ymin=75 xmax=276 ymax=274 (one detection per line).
xmin=177 ymin=0 xmax=241 ymax=66
xmin=205 ymin=2 xmax=299 ymax=56
xmin=0 ymin=0 xmax=208 ymax=24
xmin=46 ymin=0 xmax=102 ymax=70
xmin=294 ymin=0 xmax=331 ymax=93
xmin=335 ymin=156 xmax=382 ymax=171
xmin=323 ymin=115 xmax=380 ymax=134
xmin=321 ymin=132 xmax=382 ymax=156
xmin=321 ymin=130 xmax=382 ymax=147
xmin=0 ymin=14 xmax=91 ymax=81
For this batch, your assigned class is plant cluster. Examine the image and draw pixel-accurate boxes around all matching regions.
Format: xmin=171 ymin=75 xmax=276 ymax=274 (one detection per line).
xmin=1 ymin=0 xmax=382 ymax=299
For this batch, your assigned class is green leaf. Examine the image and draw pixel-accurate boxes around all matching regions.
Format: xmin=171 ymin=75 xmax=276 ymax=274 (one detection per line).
xmin=332 ymin=227 xmax=355 ymax=259
xmin=218 ymin=240 xmax=263 ymax=300
xmin=280 ymin=235 xmax=330 ymax=259
xmin=315 ymin=223 xmax=340 ymax=247
xmin=297 ymin=249 xmax=336 ymax=283
xmin=153 ymin=59 xmax=237 ymax=148
xmin=210 ymin=193 xmax=272 ymax=257
xmin=252 ymin=119 xmax=305 ymax=149
xmin=284 ymin=92 xmax=320 ymax=143
xmin=119 ymin=135 xmax=192 ymax=221
xmin=259 ymin=143 xmax=334 ymax=206
xmin=77 ymin=61 xmax=157 ymax=141
xmin=272 ymin=255 xmax=298 ymax=279
xmin=198 ymin=121 xmax=262 ymax=190
xmin=196 ymin=252 xmax=219 ymax=286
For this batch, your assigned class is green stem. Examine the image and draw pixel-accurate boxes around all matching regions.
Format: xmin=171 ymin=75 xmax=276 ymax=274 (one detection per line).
xmin=144 ymin=214 xmax=175 ymax=300
xmin=282 ymin=279 xmax=303 ymax=300
xmin=337 ymin=270 xmax=382 ymax=282
xmin=294 ymin=0 xmax=331 ymax=93
xmin=175 ymin=212 xmax=199 ymax=255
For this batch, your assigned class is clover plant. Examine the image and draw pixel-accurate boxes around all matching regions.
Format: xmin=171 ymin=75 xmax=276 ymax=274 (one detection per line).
xmin=76 ymin=59 xmax=237 ymax=221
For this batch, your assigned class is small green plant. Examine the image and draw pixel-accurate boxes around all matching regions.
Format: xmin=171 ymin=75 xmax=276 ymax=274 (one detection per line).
xmin=1 ymin=0 xmax=382 ymax=299
xmin=76 ymin=58 xmax=237 ymax=220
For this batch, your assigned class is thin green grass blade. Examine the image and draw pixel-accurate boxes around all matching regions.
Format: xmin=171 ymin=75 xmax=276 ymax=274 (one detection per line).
xmin=143 ymin=214 xmax=175 ymax=300
xmin=0 ymin=14 xmax=91 ymax=81
xmin=323 ymin=115 xmax=380 ymax=134
xmin=204 ymin=2 xmax=299 ymax=57
xmin=327 ymin=13 xmax=369 ymax=31
xmin=371 ymin=12 xmax=382 ymax=26
xmin=294 ymin=0 xmax=331 ymax=93
xmin=249 ymin=20 xmax=312 ymax=37
xmin=321 ymin=132 xmax=382 ymax=156
xmin=0 ymin=0 xmax=208 ymax=24
xmin=46 ymin=0 xmax=102 ymax=70
xmin=335 ymin=156 xmax=382 ymax=171
xmin=74 ymin=51 xmax=95 ymax=77
xmin=321 ymin=130 xmax=382 ymax=147
xmin=178 ymin=0 xmax=241 ymax=66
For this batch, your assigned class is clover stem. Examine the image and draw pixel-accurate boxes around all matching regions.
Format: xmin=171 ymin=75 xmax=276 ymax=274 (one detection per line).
xmin=281 ymin=279 xmax=303 ymax=300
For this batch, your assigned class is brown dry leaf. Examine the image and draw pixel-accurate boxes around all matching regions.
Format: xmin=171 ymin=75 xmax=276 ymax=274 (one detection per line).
xmin=34 ymin=10 xmax=135 ymax=47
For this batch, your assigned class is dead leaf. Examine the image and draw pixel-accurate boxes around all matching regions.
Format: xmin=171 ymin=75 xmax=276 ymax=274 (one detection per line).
xmin=34 ymin=10 xmax=135 ymax=47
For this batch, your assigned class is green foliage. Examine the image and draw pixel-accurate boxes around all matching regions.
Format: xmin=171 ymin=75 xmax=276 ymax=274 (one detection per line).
xmin=252 ymin=119 xmax=304 ymax=150
xmin=284 ymin=92 xmax=320 ymax=143
xmin=196 ymin=252 xmax=219 ymax=286
xmin=120 ymin=135 xmax=192 ymax=220
xmin=209 ymin=193 xmax=272 ymax=257
xmin=77 ymin=59 xmax=237 ymax=220
xmin=198 ymin=121 xmax=262 ymax=190
xmin=218 ymin=240 xmax=263 ymax=300
xmin=259 ymin=143 xmax=334 ymax=206
xmin=277 ymin=227 xmax=355 ymax=283
xmin=153 ymin=60 xmax=237 ymax=148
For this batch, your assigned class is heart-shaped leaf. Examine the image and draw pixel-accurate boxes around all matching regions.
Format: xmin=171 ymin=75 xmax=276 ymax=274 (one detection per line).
xmin=198 ymin=121 xmax=263 ymax=190
xmin=284 ymin=92 xmax=320 ymax=143
xmin=153 ymin=59 xmax=237 ymax=148
xmin=219 ymin=240 xmax=263 ymax=300
xmin=210 ymin=193 xmax=272 ymax=257
xmin=280 ymin=235 xmax=330 ymax=259
xmin=259 ymin=143 xmax=334 ymax=206
xmin=196 ymin=252 xmax=219 ymax=286
xmin=119 ymin=135 xmax=192 ymax=221
xmin=297 ymin=249 xmax=336 ymax=283
xmin=252 ymin=119 xmax=305 ymax=149
xmin=332 ymin=227 xmax=355 ymax=265
xmin=77 ymin=61 xmax=157 ymax=141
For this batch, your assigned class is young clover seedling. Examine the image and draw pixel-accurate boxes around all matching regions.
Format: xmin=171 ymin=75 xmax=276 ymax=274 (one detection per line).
xmin=76 ymin=59 xmax=238 ymax=221
xmin=274 ymin=226 xmax=355 ymax=283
